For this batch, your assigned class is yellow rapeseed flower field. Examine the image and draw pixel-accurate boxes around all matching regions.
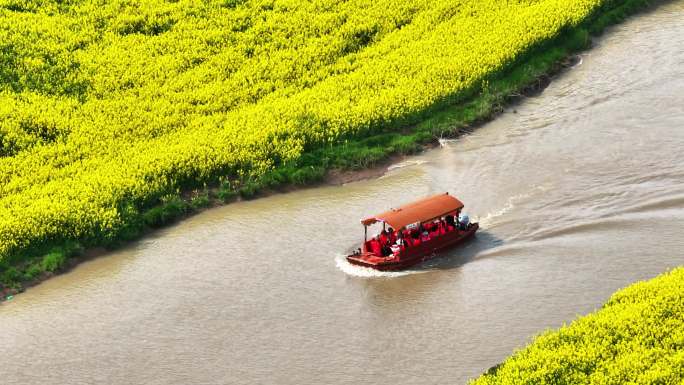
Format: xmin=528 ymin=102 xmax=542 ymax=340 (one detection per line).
xmin=0 ymin=0 xmax=607 ymax=260
xmin=471 ymin=268 xmax=684 ymax=384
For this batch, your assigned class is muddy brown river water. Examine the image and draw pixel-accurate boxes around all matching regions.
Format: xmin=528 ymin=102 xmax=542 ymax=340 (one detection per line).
xmin=2 ymin=3 xmax=684 ymax=384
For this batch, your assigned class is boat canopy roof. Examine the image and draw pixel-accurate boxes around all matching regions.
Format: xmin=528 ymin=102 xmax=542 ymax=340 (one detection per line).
xmin=361 ymin=193 xmax=464 ymax=230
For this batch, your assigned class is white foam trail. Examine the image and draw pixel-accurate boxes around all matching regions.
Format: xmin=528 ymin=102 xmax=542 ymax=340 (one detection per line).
xmin=475 ymin=188 xmax=544 ymax=228
xmin=475 ymin=199 xmax=517 ymax=228
xmin=386 ymin=159 xmax=428 ymax=171
xmin=334 ymin=254 xmax=417 ymax=278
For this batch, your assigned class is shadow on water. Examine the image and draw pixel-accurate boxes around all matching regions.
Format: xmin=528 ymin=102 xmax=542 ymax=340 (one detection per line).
xmin=418 ymin=230 xmax=505 ymax=271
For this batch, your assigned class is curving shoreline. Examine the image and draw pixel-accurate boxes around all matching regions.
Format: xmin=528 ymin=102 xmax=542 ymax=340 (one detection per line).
xmin=0 ymin=0 xmax=662 ymax=301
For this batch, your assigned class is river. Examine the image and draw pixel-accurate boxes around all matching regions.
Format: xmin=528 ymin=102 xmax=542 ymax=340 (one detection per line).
xmin=2 ymin=2 xmax=684 ymax=384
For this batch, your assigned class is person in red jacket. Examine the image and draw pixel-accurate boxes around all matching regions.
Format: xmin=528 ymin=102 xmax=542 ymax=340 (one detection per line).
xmin=369 ymin=237 xmax=382 ymax=256
xmin=430 ymin=220 xmax=441 ymax=238
xmin=395 ymin=231 xmax=408 ymax=248
xmin=411 ymin=230 xmax=421 ymax=246
xmin=387 ymin=227 xmax=396 ymax=245
xmin=445 ymin=215 xmax=456 ymax=232
xmin=379 ymin=229 xmax=388 ymax=246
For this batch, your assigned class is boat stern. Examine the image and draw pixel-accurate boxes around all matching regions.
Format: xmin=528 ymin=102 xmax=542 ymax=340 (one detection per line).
xmin=346 ymin=252 xmax=403 ymax=271
xmin=347 ymin=252 xmax=386 ymax=266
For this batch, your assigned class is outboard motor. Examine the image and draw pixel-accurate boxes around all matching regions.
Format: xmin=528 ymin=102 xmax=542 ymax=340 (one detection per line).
xmin=458 ymin=214 xmax=470 ymax=230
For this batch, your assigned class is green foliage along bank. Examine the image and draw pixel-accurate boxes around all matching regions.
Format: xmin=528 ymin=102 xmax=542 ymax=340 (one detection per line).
xmin=0 ymin=0 xmax=655 ymax=289
xmin=470 ymin=267 xmax=684 ymax=384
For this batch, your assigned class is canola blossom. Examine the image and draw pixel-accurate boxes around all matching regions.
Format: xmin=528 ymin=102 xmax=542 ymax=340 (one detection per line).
xmin=1 ymin=0 xmax=610 ymax=260
xmin=471 ymin=268 xmax=684 ymax=384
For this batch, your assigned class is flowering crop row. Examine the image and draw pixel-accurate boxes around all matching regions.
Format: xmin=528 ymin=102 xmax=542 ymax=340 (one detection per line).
xmin=0 ymin=0 xmax=608 ymax=259
xmin=470 ymin=268 xmax=684 ymax=384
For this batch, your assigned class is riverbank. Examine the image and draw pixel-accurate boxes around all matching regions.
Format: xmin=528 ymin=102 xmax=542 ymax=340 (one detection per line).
xmin=470 ymin=267 xmax=684 ymax=384
xmin=3 ymin=0 xmax=683 ymax=381
xmin=0 ymin=0 xmax=659 ymax=300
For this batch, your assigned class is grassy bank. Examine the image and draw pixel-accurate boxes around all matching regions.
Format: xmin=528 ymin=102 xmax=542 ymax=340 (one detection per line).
xmin=470 ymin=267 xmax=684 ymax=384
xmin=0 ymin=0 xmax=656 ymax=295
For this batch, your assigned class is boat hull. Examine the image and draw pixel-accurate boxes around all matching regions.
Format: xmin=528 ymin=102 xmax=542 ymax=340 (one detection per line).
xmin=346 ymin=223 xmax=479 ymax=271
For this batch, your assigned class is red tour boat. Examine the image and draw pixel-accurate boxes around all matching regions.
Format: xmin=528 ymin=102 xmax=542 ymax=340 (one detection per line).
xmin=346 ymin=192 xmax=478 ymax=271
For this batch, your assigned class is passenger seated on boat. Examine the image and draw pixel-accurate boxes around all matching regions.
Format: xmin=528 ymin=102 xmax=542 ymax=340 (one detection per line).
xmin=421 ymin=229 xmax=430 ymax=242
xmin=445 ymin=215 xmax=456 ymax=231
xmin=381 ymin=242 xmax=393 ymax=257
xmin=439 ymin=219 xmax=447 ymax=235
xmin=411 ymin=230 xmax=421 ymax=246
xmin=398 ymin=233 xmax=406 ymax=247
xmin=369 ymin=238 xmax=382 ymax=256
xmin=403 ymin=229 xmax=412 ymax=241
xmin=395 ymin=232 xmax=406 ymax=248
xmin=387 ymin=227 xmax=396 ymax=244
xmin=430 ymin=221 xmax=441 ymax=237
xmin=379 ymin=230 xmax=389 ymax=246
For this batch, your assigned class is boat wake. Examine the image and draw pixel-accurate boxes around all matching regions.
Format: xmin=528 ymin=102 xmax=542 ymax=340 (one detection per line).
xmin=334 ymin=254 xmax=418 ymax=278
xmin=474 ymin=185 xmax=548 ymax=229
xmin=386 ymin=159 xmax=428 ymax=172
xmin=474 ymin=196 xmax=519 ymax=229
